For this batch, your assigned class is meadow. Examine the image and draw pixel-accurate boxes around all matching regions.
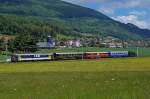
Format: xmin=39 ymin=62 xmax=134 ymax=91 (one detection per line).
xmin=0 ymin=57 xmax=150 ymax=99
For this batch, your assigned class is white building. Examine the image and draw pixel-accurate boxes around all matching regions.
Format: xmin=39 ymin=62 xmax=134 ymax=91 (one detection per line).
xmin=66 ymin=40 xmax=82 ymax=48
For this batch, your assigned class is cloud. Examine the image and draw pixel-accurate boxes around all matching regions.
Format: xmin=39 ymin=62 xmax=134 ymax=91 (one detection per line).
xmin=63 ymin=0 xmax=150 ymax=14
xmin=112 ymin=15 xmax=150 ymax=29
xmin=63 ymin=0 xmax=150 ymax=8
xmin=98 ymin=0 xmax=150 ymax=15
xmin=99 ymin=7 xmax=114 ymax=15
xmin=62 ymin=0 xmax=108 ymax=4
xmin=129 ymin=11 xmax=146 ymax=16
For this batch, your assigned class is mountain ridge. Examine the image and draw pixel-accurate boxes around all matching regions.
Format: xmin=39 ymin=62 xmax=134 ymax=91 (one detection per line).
xmin=0 ymin=0 xmax=150 ymax=40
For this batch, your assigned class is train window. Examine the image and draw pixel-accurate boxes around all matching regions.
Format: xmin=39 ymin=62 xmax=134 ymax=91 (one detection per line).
xmin=20 ymin=54 xmax=49 ymax=58
xmin=21 ymin=55 xmax=33 ymax=58
xmin=34 ymin=55 xmax=40 ymax=58
xmin=39 ymin=55 xmax=49 ymax=58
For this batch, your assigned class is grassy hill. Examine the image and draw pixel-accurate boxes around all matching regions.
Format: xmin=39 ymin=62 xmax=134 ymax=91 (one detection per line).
xmin=0 ymin=0 xmax=150 ymax=40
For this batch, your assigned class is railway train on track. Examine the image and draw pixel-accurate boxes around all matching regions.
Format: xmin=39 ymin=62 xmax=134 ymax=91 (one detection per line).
xmin=11 ymin=51 xmax=136 ymax=62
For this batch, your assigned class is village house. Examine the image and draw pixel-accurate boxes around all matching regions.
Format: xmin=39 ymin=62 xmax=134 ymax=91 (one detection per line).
xmin=36 ymin=36 xmax=55 ymax=49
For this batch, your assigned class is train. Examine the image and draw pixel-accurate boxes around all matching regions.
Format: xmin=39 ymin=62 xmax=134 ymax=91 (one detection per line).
xmin=11 ymin=51 xmax=136 ymax=62
xmin=10 ymin=51 xmax=135 ymax=62
xmin=11 ymin=54 xmax=53 ymax=62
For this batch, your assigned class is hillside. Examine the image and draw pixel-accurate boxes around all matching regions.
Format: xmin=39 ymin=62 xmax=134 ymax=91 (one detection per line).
xmin=0 ymin=0 xmax=150 ymax=40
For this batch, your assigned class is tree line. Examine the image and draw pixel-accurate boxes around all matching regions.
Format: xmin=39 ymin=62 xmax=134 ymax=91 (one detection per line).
xmin=0 ymin=15 xmax=83 ymax=53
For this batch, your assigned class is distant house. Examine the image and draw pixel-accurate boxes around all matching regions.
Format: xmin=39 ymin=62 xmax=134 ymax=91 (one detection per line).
xmin=116 ymin=43 xmax=123 ymax=48
xmin=37 ymin=36 xmax=55 ymax=49
xmin=109 ymin=43 xmax=117 ymax=48
xmin=108 ymin=43 xmax=123 ymax=48
xmin=67 ymin=40 xmax=74 ymax=47
xmin=73 ymin=40 xmax=81 ymax=47
xmin=66 ymin=40 xmax=82 ymax=48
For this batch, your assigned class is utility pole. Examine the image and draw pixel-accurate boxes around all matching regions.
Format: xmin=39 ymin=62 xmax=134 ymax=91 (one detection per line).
xmin=82 ymin=39 xmax=84 ymax=60
xmin=136 ymin=47 xmax=139 ymax=57
xmin=82 ymin=48 xmax=84 ymax=60
xmin=5 ymin=40 xmax=8 ymax=52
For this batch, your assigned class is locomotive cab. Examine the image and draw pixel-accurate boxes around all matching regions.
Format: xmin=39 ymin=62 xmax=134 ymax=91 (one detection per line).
xmin=11 ymin=54 xmax=18 ymax=62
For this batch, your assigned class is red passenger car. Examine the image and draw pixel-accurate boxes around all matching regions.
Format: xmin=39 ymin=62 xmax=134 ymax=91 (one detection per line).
xmin=84 ymin=52 xmax=99 ymax=59
xmin=99 ymin=52 xmax=109 ymax=58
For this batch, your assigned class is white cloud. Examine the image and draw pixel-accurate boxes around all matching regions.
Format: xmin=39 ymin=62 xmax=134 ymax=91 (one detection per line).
xmin=63 ymin=0 xmax=150 ymax=14
xmin=98 ymin=0 xmax=150 ymax=15
xmin=99 ymin=7 xmax=114 ymax=15
xmin=129 ymin=11 xmax=146 ymax=16
xmin=63 ymin=0 xmax=150 ymax=8
xmin=62 ymin=0 xmax=109 ymax=4
xmin=112 ymin=15 xmax=150 ymax=29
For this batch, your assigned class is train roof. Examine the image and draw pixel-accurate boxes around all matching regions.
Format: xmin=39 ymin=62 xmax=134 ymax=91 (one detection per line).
xmin=55 ymin=52 xmax=84 ymax=54
xmin=14 ymin=53 xmax=53 ymax=55
xmin=109 ymin=51 xmax=129 ymax=53
xmin=85 ymin=52 xmax=109 ymax=53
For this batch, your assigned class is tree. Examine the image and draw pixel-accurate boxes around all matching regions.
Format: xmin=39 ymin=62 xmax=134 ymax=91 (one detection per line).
xmin=12 ymin=33 xmax=38 ymax=53
xmin=0 ymin=37 xmax=5 ymax=51
xmin=8 ymin=39 xmax=15 ymax=52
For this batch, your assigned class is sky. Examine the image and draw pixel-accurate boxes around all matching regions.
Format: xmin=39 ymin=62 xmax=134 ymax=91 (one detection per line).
xmin=62 ymin=0 xmax=150 ymax=29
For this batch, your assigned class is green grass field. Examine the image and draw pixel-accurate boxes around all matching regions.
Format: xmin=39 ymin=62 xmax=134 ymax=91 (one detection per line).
xmin=0 ymin=57 xmax=150 ymax=99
